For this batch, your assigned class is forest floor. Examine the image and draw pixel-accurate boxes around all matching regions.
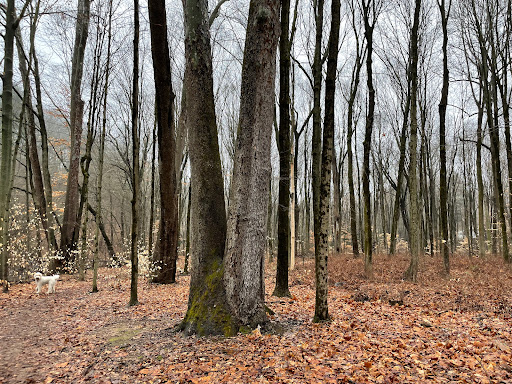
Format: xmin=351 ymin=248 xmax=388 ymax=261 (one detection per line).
xmin=1 ymin=252 xmax=512 ymax=384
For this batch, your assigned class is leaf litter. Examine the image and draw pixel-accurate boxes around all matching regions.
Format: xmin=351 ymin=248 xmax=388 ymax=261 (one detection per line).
xmin=0 ymin=253 xmax=511 ymax=383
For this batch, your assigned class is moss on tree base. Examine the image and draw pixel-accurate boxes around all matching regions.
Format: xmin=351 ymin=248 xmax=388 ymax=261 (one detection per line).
xmin=179 ymin=263 xmax=238 ymax=337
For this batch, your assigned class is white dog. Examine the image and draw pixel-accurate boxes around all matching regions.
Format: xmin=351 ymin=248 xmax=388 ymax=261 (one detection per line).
xmin=34 ymin=272 xmax=60 ymax=294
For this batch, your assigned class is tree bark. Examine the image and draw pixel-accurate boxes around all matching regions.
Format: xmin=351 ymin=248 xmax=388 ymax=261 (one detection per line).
xmin=404 ymin=0 xmax=422 ymax=282
xmin=361 ymin=0 xmax=377 ymax=279
xmin=224 ymin=0 xmax=280 ymax=328
xmin=58 ymin=0 xmax=91 ymax=272
xmin=274 ymin=0 xmax=292 ymax=298
xmin=438 ymin=0 xmax=451 ymax=275
xmin=179 ymin=0 xmax=234 ymax=336
xmin=314 ymin=0 xmax=340 ymax=322
xmin=0 ymin=0 xmax=16 ymax=290
xmin=148 ymin=0 xmax=179 ymax=283
xmin=311 ymin=0 xmax=325 ymax=257
xmin=129 ymin=0 xmax=141 ymax=306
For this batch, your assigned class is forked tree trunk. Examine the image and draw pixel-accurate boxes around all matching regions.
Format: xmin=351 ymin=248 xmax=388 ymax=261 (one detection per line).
xmin=224 ymin=0 xmax=280 ymax=328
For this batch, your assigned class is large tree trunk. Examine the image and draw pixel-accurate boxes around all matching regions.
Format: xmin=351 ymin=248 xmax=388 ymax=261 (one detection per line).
xmin=224 ymin=0 xmax=280 ymax=328
xmin=404 ymin=0 xmax=422 ymax=282
xmin=273 ymin=0 xmax=291 ymax=298
xmin=314 ymin=0 xmax=340 ymax=322
xmin=179 ymin=0 xmax=234 ymax=336
xmin=57 ymin=0 xmax=91 ymax=272
xmin=148 ymin=0 xmax=179 ymax=284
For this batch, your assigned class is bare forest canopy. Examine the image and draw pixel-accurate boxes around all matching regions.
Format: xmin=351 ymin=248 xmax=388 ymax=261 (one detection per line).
xmin=1 ymin=0 xmax=512 ymax=336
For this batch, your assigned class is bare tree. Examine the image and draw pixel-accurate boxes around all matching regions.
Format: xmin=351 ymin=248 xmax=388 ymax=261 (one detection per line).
xmin=57 ymin=0 xmax=92 ymax=272
xmin=361 ymin=0 xmax=380 ymax=278
xmin=314 ymin=0 xmax=341 ymax=322
xmin=404 ymin=0 xmax=422 ymax=282
xmin=438 ymin=0 xmax=451 ymax=275
xmin=129 ymin=0 xmax=141 ymax=306
xmin=148 ymin=0 xmax=179 ymax=283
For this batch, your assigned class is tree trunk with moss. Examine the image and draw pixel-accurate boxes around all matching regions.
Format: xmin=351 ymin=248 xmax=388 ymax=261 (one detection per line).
xmin=148 ymin=0 xmax=179 ymax=284
xmin=179 ymin=0 xmax=235 ymax=336
xmin=224 ymin=0 xmax=280 ymax=328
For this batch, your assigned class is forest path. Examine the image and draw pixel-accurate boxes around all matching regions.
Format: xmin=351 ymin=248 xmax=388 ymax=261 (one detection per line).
xmin=0 ymin=270 xmax=188 ymax=384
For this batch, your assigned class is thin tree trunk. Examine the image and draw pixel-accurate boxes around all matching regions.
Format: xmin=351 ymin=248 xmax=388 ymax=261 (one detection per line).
xmin=438 ymin=0 xmax=451 ymax=275
xmin=361 ymin=0 xmax=377 ymax=278
xmin=148 ymin=116 xmax=157 ymax=260
xmin=30 ymin=1 xmax=58 ymax=252
xmin=346 ymin=13 xmax=364 ymax=256
xmin=274 ymin=0 xmax=292 ymax=298
xmin=311 ymin=0 xmax=325 ymax=257
xmin=314 ymin=0 xmax=340 ymax=322
xmin=129 ymin=0 xmax=141 ymax=306
xmin=15 ymin=25 xmax=53 ymax=250
xmin=404 ymin=0 xmax=422 ymax=282
xmin=93 ymin=0 xmax=113 ymax=293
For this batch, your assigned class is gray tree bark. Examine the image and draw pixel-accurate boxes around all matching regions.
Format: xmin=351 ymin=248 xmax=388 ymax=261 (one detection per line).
xmin=224 ymin=0 xmax=280 ymax=328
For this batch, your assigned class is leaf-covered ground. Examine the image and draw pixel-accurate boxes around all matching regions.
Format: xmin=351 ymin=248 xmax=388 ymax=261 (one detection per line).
xmin=1 ymin=253 xmax=511 ymax=383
